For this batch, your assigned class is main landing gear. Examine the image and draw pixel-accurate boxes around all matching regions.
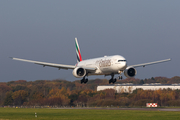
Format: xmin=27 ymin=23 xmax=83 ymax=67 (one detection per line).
xmin=81 ymin=77 xmax=88 ymax=84
xmin=109 ymin=74 xmax=123 ymax=84
xmin=109 ymin=74 xmax=116 ymax=84
xmin=109 ymin=78 xmax=117 ymax=84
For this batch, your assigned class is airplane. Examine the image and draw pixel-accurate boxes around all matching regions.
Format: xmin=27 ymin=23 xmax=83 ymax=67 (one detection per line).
xmin=11 ymin=38 xmax=171 ymax=84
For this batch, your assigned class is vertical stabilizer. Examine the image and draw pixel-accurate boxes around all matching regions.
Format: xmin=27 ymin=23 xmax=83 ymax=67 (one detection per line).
xmin=75 ymin=38 xmax=82 ymax=62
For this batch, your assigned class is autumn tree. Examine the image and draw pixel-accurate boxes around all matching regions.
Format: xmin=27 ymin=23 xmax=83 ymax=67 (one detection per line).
xmin=0 ymin=83 xmax=11 ymax=105
xmin=12 ymin=90 xmax=28 ymax=105
xmin=3 ymin=91 xmax=13 ymax=106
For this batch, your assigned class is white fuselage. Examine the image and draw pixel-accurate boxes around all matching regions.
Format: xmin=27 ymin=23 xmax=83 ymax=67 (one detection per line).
xmin=76 ymin=55 xmax=127 ymax=76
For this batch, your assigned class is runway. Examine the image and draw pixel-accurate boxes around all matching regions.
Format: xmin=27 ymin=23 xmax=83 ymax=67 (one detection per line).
xmin=52 ymin=107 xmax=180 ymax=111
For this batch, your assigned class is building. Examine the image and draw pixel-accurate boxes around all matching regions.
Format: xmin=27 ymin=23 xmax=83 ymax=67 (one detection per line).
xmin=97 ymin=83 xmax=180 ymax=93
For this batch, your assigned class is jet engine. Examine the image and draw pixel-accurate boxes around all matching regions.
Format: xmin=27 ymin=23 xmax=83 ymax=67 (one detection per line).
xmin=124 ymin=67 xmax=137 ymax=78
xmin=72 ymin=67 xmax=86 ymax=78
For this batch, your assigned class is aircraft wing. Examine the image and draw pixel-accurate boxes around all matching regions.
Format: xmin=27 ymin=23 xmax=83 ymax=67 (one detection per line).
xmin=11 ymin=57 xmax=76 ymax=70
xmin=128 ymin=58 xmax=171 ymax=68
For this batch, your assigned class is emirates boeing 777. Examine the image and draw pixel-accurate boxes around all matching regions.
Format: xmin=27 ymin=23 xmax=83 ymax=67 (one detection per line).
xmin=11 ymin=38 xmax=171 ymax=84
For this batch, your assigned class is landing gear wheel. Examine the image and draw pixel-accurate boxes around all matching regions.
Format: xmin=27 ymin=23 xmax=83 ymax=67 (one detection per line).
xmin=81 ymin=79 xmax=84 ymax=84
xmin=113 ymin=78 xmax=117 ymax=83
xmin=109 ymin=79 xmax=113 ymax=84
xmin=81 ymin=77 xmax=88 ymax=84
xmin=118 ymin=76 xmax=123 ymax=80
xmin=84 ymin=78 xmax=88 ymax=84
xmin=109 ymin=74 xmax=115 ymax=84
xmin=109 ymin=78 xmax=117 ymax=84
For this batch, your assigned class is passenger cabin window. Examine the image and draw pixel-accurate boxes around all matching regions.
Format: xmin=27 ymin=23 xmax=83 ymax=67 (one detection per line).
xmin=118 ymin=60 xmax=126 ymax=62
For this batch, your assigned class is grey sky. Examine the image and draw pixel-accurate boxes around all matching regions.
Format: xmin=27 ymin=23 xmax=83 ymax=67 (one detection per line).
xmin=0 ymin=0 xmax=179 ymax=82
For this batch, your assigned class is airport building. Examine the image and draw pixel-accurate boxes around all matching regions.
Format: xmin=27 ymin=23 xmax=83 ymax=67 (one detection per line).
xmin=97 ymin=83 xmax=180 ymax=93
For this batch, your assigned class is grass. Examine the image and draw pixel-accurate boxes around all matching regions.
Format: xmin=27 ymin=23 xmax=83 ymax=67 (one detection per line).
xmin=0 ymin=108 xmax=180 ymax=120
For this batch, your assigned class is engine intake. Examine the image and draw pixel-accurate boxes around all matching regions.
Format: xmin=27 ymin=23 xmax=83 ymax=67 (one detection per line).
xmin=124 ymin=67 xmax=137 ymax=78
xmin=72 ymin=67 xmax=86 ymax=78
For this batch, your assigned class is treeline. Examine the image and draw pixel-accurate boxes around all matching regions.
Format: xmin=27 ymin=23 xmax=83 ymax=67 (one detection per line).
xmin=0 ymin=76 xmax=180 ymax=107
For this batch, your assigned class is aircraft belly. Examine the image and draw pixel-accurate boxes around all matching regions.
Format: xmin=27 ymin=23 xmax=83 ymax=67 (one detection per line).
xmin=87 ymin=66 xmax=116 ymax=76
xmin=100 ymin=66 xmax=118 ymax=74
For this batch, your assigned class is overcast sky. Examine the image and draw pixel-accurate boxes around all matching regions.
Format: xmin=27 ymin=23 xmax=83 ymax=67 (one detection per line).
xmin=0 ymin=0 xmax=179 ymax=82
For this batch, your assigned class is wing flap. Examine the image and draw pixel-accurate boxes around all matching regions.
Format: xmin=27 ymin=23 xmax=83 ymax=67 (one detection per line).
xmin=11 ymin=57 xmax=75 ymax=69
xmin=129 ymin=58 xmax=171 ymax=68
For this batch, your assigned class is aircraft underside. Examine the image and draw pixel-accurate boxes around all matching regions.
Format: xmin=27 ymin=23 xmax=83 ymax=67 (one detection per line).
xmin=80 ymin=73 xmax=123 ymax=84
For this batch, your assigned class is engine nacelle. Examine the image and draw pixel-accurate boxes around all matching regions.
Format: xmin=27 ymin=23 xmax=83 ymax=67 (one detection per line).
xmin=72 ymin=67 xmax=86 ymax=78
xmin=124 ymin=67 xmax=137 ymax=78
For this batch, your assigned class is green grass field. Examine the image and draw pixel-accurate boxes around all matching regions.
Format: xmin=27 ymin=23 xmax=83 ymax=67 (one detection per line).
xmin=0 ymin=108 xmax=180 ymax=120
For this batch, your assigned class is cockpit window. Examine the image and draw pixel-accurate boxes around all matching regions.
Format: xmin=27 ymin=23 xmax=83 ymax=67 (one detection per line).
xmin=118 ymin=60 xmax=126 ymax=62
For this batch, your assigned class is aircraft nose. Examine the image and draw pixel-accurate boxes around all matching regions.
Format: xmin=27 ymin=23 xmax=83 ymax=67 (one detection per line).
xmin=117 ymin=61 xmax=127 ymax=70
xmin=123 ymin=61 xmax=127 ymax=69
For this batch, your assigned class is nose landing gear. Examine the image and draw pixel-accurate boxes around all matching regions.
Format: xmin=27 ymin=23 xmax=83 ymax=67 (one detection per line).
xmin=118 ymin=76 xmax=123 ymax=80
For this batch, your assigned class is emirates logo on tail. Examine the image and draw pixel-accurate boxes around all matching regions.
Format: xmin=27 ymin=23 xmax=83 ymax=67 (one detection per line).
xmin=75 ymin=38 xmax=82 ymax=62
